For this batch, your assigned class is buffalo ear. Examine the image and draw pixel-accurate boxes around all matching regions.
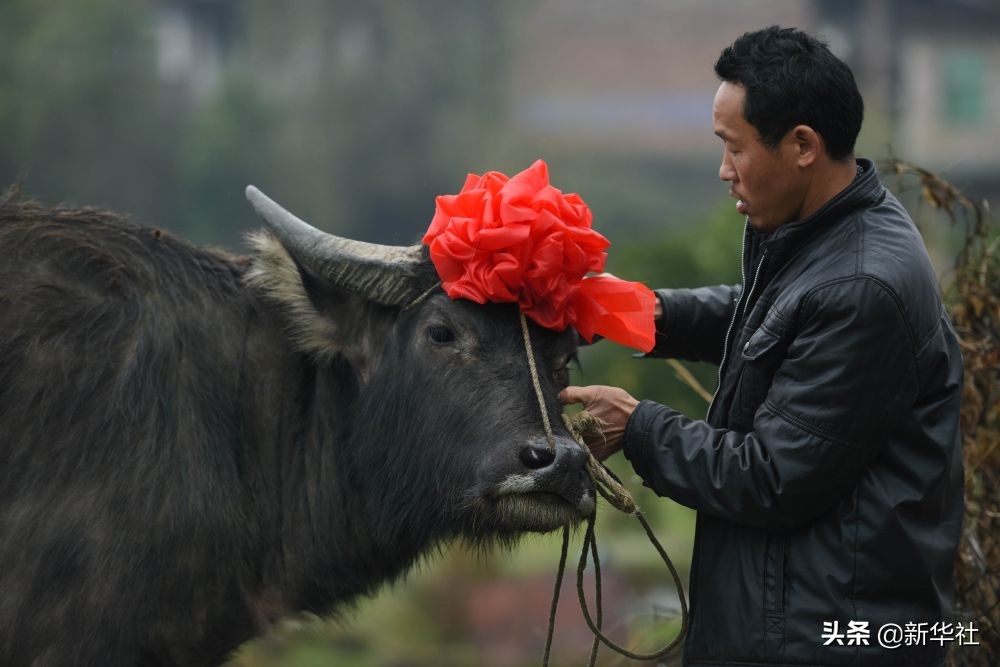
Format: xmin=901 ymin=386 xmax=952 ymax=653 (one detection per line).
xmin=242 ymin=186 xmax=442 ymax=374
xmin=244 ymin=230 xmax=393 ymax=375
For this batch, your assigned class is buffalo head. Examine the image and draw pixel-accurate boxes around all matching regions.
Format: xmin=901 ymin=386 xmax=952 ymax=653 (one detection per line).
xmin=244 ymin=186 xmax=596 ymax=537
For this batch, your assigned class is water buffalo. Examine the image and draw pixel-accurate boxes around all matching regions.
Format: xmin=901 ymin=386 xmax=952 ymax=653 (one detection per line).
xmin=0 ymin=187 xmax=595 ymax=666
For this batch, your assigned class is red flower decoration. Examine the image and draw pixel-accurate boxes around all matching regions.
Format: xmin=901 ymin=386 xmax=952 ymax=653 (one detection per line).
xmin=422 ymin=160 xmax=655 ymax=352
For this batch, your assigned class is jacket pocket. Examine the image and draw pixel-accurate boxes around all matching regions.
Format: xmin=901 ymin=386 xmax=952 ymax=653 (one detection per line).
xmin=742 ymin=324 xmax=783 ymax=362
xmin=732 ymin=325 xmax=786 ymax=425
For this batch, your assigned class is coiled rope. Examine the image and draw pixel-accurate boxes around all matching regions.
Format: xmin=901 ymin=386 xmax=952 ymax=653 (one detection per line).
xmin=519 ymin=312 xmax=688 ymax=666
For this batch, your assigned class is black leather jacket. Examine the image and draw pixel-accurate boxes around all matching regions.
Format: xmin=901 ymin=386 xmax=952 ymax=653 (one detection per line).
xmin=623 ymin=160 xmax=965 ymax=666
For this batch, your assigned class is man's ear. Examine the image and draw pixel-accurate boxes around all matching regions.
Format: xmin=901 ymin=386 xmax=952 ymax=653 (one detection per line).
xmin=791 ymin=125 xmax=822 ymax=168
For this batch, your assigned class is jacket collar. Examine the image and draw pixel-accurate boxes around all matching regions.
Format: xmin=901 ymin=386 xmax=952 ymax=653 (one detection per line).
xmin=747 ymin=158 xmax=886 ymax=263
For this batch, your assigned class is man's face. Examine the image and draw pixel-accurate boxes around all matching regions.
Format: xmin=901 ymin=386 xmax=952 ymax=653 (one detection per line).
xmin=713 ymin=82 xmax=807 ymax=232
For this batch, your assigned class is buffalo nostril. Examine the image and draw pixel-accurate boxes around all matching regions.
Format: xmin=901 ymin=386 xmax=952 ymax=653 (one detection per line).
xmin=519 ymin=444 xmax=556 ymax=470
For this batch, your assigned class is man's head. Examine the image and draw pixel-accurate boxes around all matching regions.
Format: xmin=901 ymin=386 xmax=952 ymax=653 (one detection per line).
xmin=712 ymin=26 xmax=864 ymax=231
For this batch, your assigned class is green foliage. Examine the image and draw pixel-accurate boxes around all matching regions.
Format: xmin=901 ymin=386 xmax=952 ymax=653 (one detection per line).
xmin=575 ymin=200 xmax=742 ymax=420
xmin=2 ymin=1 xmax=520 ymax=246
xmin=175 ymin=74 xmax=275 ymax=246
xmin=217 ymin=0 xmax=517 ymax=244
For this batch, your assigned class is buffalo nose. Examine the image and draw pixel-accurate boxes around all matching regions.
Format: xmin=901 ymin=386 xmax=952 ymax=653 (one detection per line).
xmin=519 ymin=444 xmax=556 ymax=470
xmin=520 ymin=439 xmax=589 ymax=474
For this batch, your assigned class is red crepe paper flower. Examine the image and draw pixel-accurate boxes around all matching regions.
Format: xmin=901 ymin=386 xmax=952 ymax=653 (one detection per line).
xmin=422 ymin=159 xmax=656 ymax=352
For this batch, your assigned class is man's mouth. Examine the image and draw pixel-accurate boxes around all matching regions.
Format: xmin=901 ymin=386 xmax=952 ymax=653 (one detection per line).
xmin=730 ymin=190 xmax=749 ymax=215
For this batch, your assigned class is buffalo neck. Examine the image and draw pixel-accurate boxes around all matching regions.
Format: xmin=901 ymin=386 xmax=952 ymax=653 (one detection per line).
xmin=240 ymin=305 xmax=436 ymax=622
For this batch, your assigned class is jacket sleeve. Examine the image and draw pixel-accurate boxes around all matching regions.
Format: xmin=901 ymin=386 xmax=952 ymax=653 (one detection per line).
xmin=622 ymin=278 xmax=919 ymax=530
xmin=646 ymin=284 xmax=741 ymax=364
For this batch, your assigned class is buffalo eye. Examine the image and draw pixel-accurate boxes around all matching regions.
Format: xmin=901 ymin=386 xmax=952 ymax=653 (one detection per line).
xmin=426 ymin=324 xmax=456 ymax=344
xmin=552 ymin=352 xmax=578 ymax=387
xmin=553 ymin=352 xmax=578 ymax=372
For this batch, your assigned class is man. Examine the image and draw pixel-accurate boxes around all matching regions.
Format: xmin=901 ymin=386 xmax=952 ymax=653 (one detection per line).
xmin=561 ymin=26 xmax=965 ymax=667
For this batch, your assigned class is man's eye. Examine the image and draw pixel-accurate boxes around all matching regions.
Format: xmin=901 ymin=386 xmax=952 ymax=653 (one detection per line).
xmin=426 ymin=325 xmax=456 ymax=344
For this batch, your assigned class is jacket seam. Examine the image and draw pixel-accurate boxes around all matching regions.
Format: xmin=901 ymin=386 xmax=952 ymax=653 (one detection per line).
xmin=635 ymin=401 xmax=657 ymax=478
xmin=763 ymin=398 xmax=863 ymax=449
xmin=641 ymin=407 xmax=654 ymax=467
xmin=855 ymin=212 xmax=863 ymax=275
xmin=914 ymin=311 xmax=949 ymax=360
xmin=767 ymin=305 xmax=792 ymax=328
xmin=659 ymin=289 xmax=680 ymax=341
xmin=761 ymin=532 xmax=768 ymax=654
xmin=758 ymin=320 xmax=781 ymax=339
xmin=915 ymin=324 xmax=938 ymax=353
xmin=801 ymin=275 xmax=919 ymax=353
xmin=851 ymin=485 xmax=860 ymax=662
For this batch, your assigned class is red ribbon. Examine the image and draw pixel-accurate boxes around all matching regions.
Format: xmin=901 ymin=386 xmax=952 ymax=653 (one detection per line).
xmin=422 ymin=159 xmax=656 ymax=352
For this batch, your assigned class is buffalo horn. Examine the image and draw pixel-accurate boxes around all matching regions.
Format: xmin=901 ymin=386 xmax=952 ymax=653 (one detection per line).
xmin=245 ymin=185 xmax=428 ymax=306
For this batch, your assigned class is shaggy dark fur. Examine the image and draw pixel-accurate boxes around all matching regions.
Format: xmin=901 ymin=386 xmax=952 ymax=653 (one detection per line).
xmin=0 ymin=194 xmax=585 ymax=666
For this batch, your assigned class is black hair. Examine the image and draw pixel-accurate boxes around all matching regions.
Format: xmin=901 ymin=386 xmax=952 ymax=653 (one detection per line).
xmin=714 ymin=26 xmax=864 ymax=160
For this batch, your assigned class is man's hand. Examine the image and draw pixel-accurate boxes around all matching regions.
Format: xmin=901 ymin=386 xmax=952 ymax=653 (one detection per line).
xmin=559 ymin=385 xmax=639 ymax=461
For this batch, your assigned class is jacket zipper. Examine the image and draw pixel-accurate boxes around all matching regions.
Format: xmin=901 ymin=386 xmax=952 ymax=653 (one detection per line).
xmin=707 ymin=220 xmax=767 ymax=420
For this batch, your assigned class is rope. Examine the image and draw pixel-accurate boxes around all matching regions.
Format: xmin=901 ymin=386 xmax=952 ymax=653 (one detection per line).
xmin=567 ymin=413 xmax=636 ymax=515
xmin=542 ymin=526 xmax=570 ymax=666
xmin=520 ymin=312 xmax=557 ymax=452
xmin=576 ymin=497 xmax=690 ymax=660
xmin=586 ymin=521 xmax=602 ymax=667
xmin=517 ymin=312 xmax=688 ymax=665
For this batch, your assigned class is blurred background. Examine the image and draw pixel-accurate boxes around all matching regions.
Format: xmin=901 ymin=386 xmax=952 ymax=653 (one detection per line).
xmin=3 ymin=1 xmax=998 ymax=665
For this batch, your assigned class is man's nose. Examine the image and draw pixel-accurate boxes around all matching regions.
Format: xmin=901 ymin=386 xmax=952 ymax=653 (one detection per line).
xmin=719 ymin=153 xmax=736 ymax=182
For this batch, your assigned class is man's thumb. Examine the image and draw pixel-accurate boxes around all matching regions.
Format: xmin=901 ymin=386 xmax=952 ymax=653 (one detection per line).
xmin=559 ymin=385 xmax=592 ymax=406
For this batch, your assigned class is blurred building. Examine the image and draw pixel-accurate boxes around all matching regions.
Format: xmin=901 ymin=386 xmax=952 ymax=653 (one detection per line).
xmin=143 ymin=0 xmax=1000 ymax=231
xmin=881 ymin=0 xmax=1000 ymax=201
xmin=507 ymin=0 xmax=813 ymax=159
xmin=505 ymin=0 xmax=1000 ymax=203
